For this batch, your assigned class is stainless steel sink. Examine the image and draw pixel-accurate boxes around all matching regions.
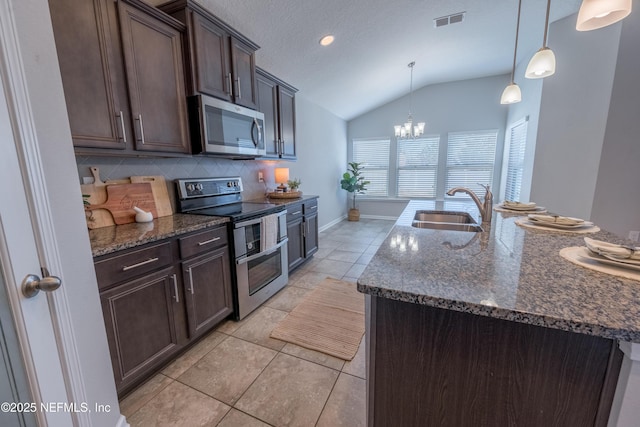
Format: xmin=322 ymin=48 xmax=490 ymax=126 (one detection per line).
xmin=411 ymin=210 xmax=483 ymax=232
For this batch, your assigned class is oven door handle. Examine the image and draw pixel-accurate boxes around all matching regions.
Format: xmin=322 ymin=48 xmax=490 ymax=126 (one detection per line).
xmin=236 ymin=238 xmax=288 ymax=265
xmin=234 ymin=210 xmax=286 ymax=229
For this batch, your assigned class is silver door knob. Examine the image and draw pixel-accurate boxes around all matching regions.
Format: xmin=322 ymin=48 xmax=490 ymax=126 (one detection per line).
xmin=22 ymin=273 xmax=62 ymax=298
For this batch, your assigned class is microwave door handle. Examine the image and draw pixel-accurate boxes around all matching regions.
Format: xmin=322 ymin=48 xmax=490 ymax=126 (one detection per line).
xmin=251 ymin=118 xmax=262 ymax=148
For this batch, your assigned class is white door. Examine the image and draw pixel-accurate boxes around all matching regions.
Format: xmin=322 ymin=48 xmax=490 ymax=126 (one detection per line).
xmin=0 ymin=3 xmax=73 ymax=425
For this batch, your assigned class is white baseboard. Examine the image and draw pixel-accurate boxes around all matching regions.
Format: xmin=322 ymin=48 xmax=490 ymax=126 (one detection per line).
xmin=360 ymin=214 xmax=398 ymax=221
xmin=319 ymin=214 xmax=347 ymax=232
xmin=115 ymin=414 xmax=130 ymax=427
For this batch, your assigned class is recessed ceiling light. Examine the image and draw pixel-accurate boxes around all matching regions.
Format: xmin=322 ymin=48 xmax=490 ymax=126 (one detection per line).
xmin=319 ymin=35 xmax=335 ymax=46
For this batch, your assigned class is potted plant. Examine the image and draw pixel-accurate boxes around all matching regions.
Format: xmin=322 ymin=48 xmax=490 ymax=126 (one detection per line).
xmin=340 ymin=162 xmax=369 ymax=221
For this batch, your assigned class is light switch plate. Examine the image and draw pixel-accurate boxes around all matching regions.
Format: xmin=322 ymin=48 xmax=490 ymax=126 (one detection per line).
xmin=258 ymin=171 xmax=264 ymax=183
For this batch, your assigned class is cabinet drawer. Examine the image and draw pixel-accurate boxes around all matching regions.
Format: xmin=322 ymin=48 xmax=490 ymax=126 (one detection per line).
xmin=179 ymin=226 xmax=228 ymax=259
xmin=94 ymin=242 xmax=173 ymax=290
xmin=303 ymin=199 xmax=318 ymax=215
xmin=286 ymin=203 xmax=303 ymax=223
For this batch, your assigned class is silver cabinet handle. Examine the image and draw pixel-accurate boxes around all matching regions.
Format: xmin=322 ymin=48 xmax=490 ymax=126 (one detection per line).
xmin=309 ymin=205 xmax=317 ymax=210
xmin=302 ymin=220 xmax=306 ymax=238
xmin=291 ymin=210 xmax=302 ymax=215
xmin=122 ymin=257 xmax=158 ymax=271
xmin=279 ymin=139 xmax=284 ymax=156
xmin=136 ymin=114 xmax=145 ymax=144
xmin=227 ymin=73 xmax=233 ymax=96
xmin=198 ymin=237 xmax=221 ymax=246
xmin=171 ymin=274 xmax=179 ymax=303
xmin=235 ymin=77 xmax=241 ymax=99
xmin=187 ymin=268 xmax=194 ymax=294
xmin=21 ymin=272 xmax=62 ymax=298
xmin=117 ymin=111 xmax=127 ymax=143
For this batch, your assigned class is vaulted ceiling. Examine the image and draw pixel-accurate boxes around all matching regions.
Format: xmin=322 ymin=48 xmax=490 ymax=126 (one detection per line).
xmin=162 ymin=0 xmax=583 ymax=120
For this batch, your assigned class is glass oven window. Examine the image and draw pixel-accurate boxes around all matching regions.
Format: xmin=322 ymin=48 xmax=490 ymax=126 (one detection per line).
xmin=243 ymin=220 xmax=283 ymax=258
xmin=204 ymin=105 xmax=264 ymax=150
xmin=247 ymin=248 xmax=282 ymax=296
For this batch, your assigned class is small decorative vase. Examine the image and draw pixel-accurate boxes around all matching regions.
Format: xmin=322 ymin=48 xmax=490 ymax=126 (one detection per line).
xmin=348 ymin=208 xmax=360 ymax=221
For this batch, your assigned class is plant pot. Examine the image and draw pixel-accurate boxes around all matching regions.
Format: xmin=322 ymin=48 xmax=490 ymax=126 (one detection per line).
xmin=348 ymin=208 xmax=360 ymax=221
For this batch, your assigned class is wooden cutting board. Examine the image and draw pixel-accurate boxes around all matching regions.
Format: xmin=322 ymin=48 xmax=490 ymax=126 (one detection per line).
xmin=85 ymin=183 xmax=157 ymax=225
xmin=81 ymin=167 xmax=130 ymax=229
xmin=130 ymin=176 xmax=173 ymax=217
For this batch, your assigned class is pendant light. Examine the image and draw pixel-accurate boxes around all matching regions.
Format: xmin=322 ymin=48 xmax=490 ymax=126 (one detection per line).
xmin=501 ymin=0 xmax=523 ymax=104
xmin=394 ymin=62 xmax=425 ymax=139
xmin=576 ymin=0 xmax=632 ymax=31
xmin=525 ymin=0 xmax=556 ymax=79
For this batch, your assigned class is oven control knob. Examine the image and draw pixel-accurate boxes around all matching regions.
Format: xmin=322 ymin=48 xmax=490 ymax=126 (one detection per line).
xmin=186 ymin=184 xmax=195 ymax=192
xmin=227 ymin=182 xmax=232 ymax=187
xmin=195 ymin=183 xmax=203 ymax=191
xmin=247 ymin=242 xmax=253 ymax=250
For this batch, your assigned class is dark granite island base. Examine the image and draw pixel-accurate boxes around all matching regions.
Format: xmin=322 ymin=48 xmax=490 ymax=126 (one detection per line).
xmin=367 ymin=296 xmax=622 ymax=427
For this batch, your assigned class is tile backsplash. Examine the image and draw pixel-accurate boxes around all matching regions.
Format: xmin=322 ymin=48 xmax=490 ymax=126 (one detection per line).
xmin=76 ymin=155 xmax=281 ymax=210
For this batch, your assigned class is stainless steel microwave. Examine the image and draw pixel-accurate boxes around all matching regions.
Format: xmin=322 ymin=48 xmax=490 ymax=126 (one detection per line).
xmin=189 ymin=94 xmax=265 ymax=158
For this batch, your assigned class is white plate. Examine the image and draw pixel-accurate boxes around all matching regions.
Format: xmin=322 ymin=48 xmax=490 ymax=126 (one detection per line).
xmin=526 ymin=219 xmax=594 ymax=230
xmin=585 ymin=248 xmax=640 ymax=266
xmin=578 ymin=248 xmax=640 ymax=272
xmin=528 ymin=214 xmax=585 ymax=226
xmin=499 ymin=205 xmax=546 ymax=212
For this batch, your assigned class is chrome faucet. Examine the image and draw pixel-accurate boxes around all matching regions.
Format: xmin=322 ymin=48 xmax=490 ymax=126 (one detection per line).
xmin=446 ymin=184 xmax=493 ymax=224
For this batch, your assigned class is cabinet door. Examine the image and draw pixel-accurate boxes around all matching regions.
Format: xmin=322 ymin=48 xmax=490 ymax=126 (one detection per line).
xmin=100 ymin=267 xmax=181 ymax=393
xmin=278 ymin=86 xmax=296 ymax=159
xmin=230 ymin=38 xmax=257 ymax=110
xmin=182 ymin=247 xmax=233 ymax=338
xmin=256 ymin=71 xmax=279 ymax=158
xmin=191 ymin=12 xmax=233 ymax=101
xmin=287 ymin=217 xmax=305 ymax=270
xmin=304 ymin=213 xmax=319 ymax=258
xmin=48 ymin=0 xmax=129 ymax=149
xmin=118 ymin=1 xmax=190 ymax=153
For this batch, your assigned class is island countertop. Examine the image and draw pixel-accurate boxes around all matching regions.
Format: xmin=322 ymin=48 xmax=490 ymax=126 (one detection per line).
xmin=357 ymin=200 xmax=640 ymax=343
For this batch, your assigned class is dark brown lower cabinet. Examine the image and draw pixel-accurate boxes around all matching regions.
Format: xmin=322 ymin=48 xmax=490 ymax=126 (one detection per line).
xmin=286 ymin=198 xmax=319 ymax=272
xmin=100 ymin=267 xmax=183 ymax=394
xmin=96 ymin=225 xmax=234 ymax=396
xmin=182 ymin=246 xmax=233 ymax=338
xmin=368 ymin=296 xmax=623 ymax=427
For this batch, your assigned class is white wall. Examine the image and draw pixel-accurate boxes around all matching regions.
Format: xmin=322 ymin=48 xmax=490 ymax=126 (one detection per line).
xmin=590 ymin=8 xmax=640 ymax=239
xmin=12 ymin=0 xmax=121 ymax=425
xmin=529 ymin=14 xmax=621 ymax=220
xmin=347 ymin=74 xmax=510 ymax=217
xmin=279 ymin=94 xmax=348 ymax=228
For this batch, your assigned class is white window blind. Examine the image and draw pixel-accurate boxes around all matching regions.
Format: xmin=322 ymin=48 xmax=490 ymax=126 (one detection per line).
xmin=396 ymin=136 xmax=440 ymax=198
xmin=352 ymin=138 xmax=390 ymax=197
xmin=504 ymin=119 xmax=528 ymax=201
xmin=446 ymin=130 xmax=498 ymax=198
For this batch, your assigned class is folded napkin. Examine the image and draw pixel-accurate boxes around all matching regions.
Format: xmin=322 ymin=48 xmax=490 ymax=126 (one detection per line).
xmin=584 ymin=237 xmax=640 ymax=261
xmin=528 ymin=214 xmax=584 ymax=226
xmin=504 ymin=201 xmax=536 ymax=209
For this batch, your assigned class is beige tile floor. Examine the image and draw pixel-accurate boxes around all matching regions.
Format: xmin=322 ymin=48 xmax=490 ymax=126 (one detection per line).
xmin=120 ymin=218 xmax=394 ymax=427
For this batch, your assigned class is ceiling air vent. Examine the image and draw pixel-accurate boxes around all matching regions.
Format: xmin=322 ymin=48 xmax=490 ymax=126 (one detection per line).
xmin=434 ymin=11 xmax=466 ymax=28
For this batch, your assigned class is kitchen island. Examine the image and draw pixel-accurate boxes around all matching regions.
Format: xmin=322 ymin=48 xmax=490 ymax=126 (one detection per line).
xmin=357 ymin=201 xmax=640 ymax=427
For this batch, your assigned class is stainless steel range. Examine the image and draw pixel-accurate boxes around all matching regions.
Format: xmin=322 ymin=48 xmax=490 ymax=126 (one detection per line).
xmin=176 ymin=177 xmax=288 ymax=319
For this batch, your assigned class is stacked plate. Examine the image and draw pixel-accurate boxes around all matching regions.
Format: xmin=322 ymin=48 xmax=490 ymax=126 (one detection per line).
xmin=499 ymin=201 xmax=546 ymax=212
xmin=581 ymin=237 xmax=640 ymax=271
xmin=525 ymin=214 xmax=594 ymax=230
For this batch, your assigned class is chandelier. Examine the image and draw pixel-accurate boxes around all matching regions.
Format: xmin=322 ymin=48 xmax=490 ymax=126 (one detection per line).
xmin=394 ymin=61 xmax=425 ymax=139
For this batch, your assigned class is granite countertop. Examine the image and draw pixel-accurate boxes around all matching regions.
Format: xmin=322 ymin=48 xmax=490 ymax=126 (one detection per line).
xmin=89 ymin=214 xmax=229 ymax=258
xmin=357 ymin=200 xmax=640 ymax=343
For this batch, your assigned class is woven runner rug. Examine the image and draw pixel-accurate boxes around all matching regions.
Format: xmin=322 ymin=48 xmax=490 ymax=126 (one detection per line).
xmin=270 ymin=278 xmax=365 ymax=360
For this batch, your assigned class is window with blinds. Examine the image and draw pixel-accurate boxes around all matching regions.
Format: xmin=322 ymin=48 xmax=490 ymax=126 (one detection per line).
xmin=504 ymin=119 xmax=528 ymax=201
xmin=396 ymin=136 xmax=440 ymax=198
xmin=352 ymin=138 xmax=390 ymax=197
xmin=445 ymin=130 xmax=498 ymax=198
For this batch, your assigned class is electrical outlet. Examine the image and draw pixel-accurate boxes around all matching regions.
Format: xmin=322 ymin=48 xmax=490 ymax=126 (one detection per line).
xmin=258 ymin=171 xmax=264 ymax=183
xmin=628 ymin=230 xmax=640 ymax=242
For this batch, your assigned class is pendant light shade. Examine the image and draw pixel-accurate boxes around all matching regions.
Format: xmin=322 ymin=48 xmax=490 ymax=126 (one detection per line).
xmin=393 ymin=62 xmax=425 ymax=139
xmin=525 ymin=47 xmax=556 ymax=79
xmin=501 ymin=0 xmax=523 ymax=105
xmin=501 ymin=83 xmax=522 ymax=104
xmin=526 ymin=0 xmax=556 ymax=79
xmin=576 ymin=0 xmax=632 ymax=31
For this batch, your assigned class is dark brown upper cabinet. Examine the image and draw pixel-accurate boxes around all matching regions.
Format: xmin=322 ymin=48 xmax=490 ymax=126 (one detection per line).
xmin=256 ymin=68 xmax=297 ymax=160
xmin=49 ymin=0 xmax=190 ymax=155
xmin=159 ymin=0 xmax=259 ymax=110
